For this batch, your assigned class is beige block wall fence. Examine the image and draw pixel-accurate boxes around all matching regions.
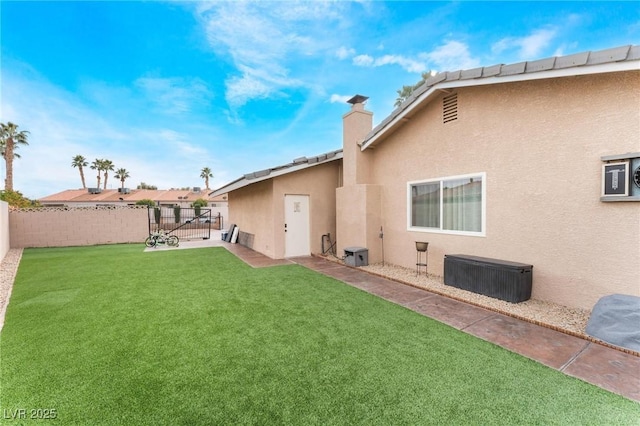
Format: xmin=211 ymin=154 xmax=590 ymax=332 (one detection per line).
xmin=8 ymin=206 xmax=149 ymax=248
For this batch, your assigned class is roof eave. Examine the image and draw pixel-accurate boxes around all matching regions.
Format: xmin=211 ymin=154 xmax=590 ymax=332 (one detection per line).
xmin=361 ymin=59 xmax=640 ymax=151
xmin=210 ymin=151 xmax=343 ymax=196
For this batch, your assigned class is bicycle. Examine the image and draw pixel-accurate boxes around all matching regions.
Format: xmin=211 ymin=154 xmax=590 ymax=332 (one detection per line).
xmin=145 ymin=229 xmax=179 ymax=248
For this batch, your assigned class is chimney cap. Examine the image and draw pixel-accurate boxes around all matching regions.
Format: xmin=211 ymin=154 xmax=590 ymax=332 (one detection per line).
xmin=347 ymin=94 xmax=369 ymax=105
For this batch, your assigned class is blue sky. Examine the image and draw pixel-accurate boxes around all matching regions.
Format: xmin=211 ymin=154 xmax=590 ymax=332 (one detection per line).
xmin=2 ymin=1 xmax=638 ymax=199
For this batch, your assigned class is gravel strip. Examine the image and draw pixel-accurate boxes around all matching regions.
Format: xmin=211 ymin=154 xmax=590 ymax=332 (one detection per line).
xmin=360 ymin=262 xmax=590 ymax=337
xmin=0 ymin=248 xmax=23 ymax=331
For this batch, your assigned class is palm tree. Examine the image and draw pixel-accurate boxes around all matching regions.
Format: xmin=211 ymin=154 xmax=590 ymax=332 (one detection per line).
xmin=71 ymin=155 xmax=89 ymax=189
xmin=90 ymin=159 xmax=103 ymax=189
xmin=102 ymin=159 xmax=114 ymax=190
xmin=200 ymin=167 xmax=213 ymax=190
xmin=114 ymin=168 xmax=130 ymax=189
xmin=0 ymin=122 xmax=30 ymax=191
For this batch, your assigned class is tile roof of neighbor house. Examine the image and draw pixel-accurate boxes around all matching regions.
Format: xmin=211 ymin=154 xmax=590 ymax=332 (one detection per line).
xmin=210 ymin=149 xmax=343 ymax=196
xmin=39 ymin=189 xmax=227 ymax=204
xmin=361 ymin=44 xmax=640 ymax=150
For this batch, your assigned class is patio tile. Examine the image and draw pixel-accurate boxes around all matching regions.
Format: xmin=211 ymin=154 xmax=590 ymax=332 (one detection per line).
xmin=218 ymin=243 xmax=293 ymax=268
xmin=369 ymin=285 xmax=431 ymax=305
xmin=464 ymin=314 xmax=589 ymax=369
xmin=404 ymin=294 xmax=495 ymax=330
xmin=563 ymin=343 xmax=640 ymax=402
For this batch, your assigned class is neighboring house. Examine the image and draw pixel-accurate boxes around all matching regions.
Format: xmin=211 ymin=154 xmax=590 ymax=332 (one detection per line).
xmin=214 ymin=45 xmax=639 ymax=311
xmin=39 ymin=188 xmax=229 ymax=223
xmin=211 ymin=151 xmax=342 ymax=258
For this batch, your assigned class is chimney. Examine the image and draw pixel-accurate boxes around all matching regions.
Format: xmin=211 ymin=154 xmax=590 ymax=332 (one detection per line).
xmin=342 ymin=94 xmax=373 ymax=186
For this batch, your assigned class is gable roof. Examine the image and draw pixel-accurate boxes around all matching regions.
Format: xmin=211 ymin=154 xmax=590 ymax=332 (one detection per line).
xmin=361 ymin=45 xmax=640 ymax=150
xmin=210 ymin=149 xmax=343 ymax=196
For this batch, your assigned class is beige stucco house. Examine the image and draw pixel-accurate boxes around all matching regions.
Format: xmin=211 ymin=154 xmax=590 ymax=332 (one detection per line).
xmin=212 ymin=151 xmax=342 ymax=259
xmin=213 ymin=45 xmax=640 ymax=311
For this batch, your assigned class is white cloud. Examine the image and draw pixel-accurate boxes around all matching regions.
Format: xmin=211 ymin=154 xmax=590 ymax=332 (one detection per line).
xmin=195 ymin=1 xmax=350 ymax=108
xmin=134 ymin=76 xmax=211 ymax=114
xmin=353 ymin=52 xmax=429 ymax=73
xmin=336 ymin=46 xmax=355 ymax=60
xmin=349 ymin=40 xmax=482 ymax=74
xmin=224 ymin=64 xmax=306 ymax=108
xmin=329 ymin=94 xmax=351 ymax=104
xmin=353 ymin=54 xmax=374 ymax=67
xmin=492 ymin=28 xmax=558 ymax=60
xmin=375 ymin=55 xmax=428 ymax=73
xmin=225 ymin=75 xmax=272 ymax=108
xmin=422 ymin=40 xmax=481 ymax=71
xmin=520 ymin=28 xmax=557 ymax=58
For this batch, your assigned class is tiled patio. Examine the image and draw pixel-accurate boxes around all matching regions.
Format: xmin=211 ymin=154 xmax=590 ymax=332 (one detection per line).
xmin=153 ymin=238 xmax=640 ymax=403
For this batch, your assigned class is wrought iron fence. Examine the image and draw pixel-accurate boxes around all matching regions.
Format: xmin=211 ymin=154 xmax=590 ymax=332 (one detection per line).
xmin=147 ymin=206 xmax=222 ymax=240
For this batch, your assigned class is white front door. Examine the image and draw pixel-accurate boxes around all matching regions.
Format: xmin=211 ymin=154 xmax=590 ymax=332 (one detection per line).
xmin=284 ymin=194 xmax=310 ymax=257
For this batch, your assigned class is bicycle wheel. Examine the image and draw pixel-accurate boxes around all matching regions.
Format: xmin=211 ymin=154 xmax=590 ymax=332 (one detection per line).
xmin=167 ymin=235 xmax=179 ymax=247
xmin=144 ymin=236 xmax=156 ymax=247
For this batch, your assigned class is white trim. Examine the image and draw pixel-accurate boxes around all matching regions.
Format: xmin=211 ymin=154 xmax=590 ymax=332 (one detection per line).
xmin=407 ymin=172 xmax=486 ymax=237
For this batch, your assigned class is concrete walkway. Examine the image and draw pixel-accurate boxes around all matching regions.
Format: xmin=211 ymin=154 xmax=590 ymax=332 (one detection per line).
xmin=151 ymin=238 xmax=640 ymax=402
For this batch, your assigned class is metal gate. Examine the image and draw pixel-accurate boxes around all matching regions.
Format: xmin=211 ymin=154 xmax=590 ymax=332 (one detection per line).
xmin=147 ymin=206 xmax=222 ymax=240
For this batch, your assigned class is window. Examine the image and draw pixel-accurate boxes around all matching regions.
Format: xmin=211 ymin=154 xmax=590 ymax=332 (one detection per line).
xmin=408 ymin=173 xmax=485 ymax=236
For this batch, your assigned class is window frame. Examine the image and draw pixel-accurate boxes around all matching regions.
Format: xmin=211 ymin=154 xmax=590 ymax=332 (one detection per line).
xmin=407 ymin=172 xmax=486 ymax=237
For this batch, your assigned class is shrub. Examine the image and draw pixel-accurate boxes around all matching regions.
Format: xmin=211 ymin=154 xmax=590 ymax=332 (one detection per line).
xmin=0 ymin=190 xmax=41 ymax=208
xmin=135 ymin=199 xmax=156 ymax=207
xmin=192 ymin=198 xmax=208 ymax=216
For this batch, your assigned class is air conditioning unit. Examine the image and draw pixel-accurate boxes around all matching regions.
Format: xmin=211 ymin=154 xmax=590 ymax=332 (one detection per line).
xmin=88 ymin=188 xmax=102 ymax=194
xmin=118 ymin=188 xmax=130 ymax=194
xmin=193 ymin=187 xmax=201 ymax=192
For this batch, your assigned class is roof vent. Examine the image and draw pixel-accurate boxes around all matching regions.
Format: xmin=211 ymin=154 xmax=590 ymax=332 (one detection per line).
xmin=443 ymin=93 xmax=458 ymax=124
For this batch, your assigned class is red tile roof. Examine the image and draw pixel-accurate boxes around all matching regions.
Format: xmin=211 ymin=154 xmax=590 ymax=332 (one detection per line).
xmin=40 ymin=189 xmax=226 ymax=204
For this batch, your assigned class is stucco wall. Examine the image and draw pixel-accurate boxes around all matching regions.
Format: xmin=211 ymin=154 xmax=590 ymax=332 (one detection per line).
xmin=358 ymin=71 xmax=640 ymax=310
xmin=272 ymin=162 xmax=340 ymax=258
xmin=0 ymin=201 xmax=9 ymax=261
xmin=228 ymin=161 xmax=341 ymax=259
xmin=229 ymin=180 xmax=276 ymax=257
xmin=9 ymin=206 xmax=149 ymax=248
xmin=336 ymin=184 xmax=382 ymax=260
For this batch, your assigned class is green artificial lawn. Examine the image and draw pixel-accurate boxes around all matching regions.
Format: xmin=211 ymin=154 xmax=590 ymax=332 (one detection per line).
xmin=1 ymin=245 xmax=639 ymax=425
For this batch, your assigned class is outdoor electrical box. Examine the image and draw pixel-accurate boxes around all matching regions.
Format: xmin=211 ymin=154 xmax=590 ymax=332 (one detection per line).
xmin=344 ymin=247 xmax=368 ymax=267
